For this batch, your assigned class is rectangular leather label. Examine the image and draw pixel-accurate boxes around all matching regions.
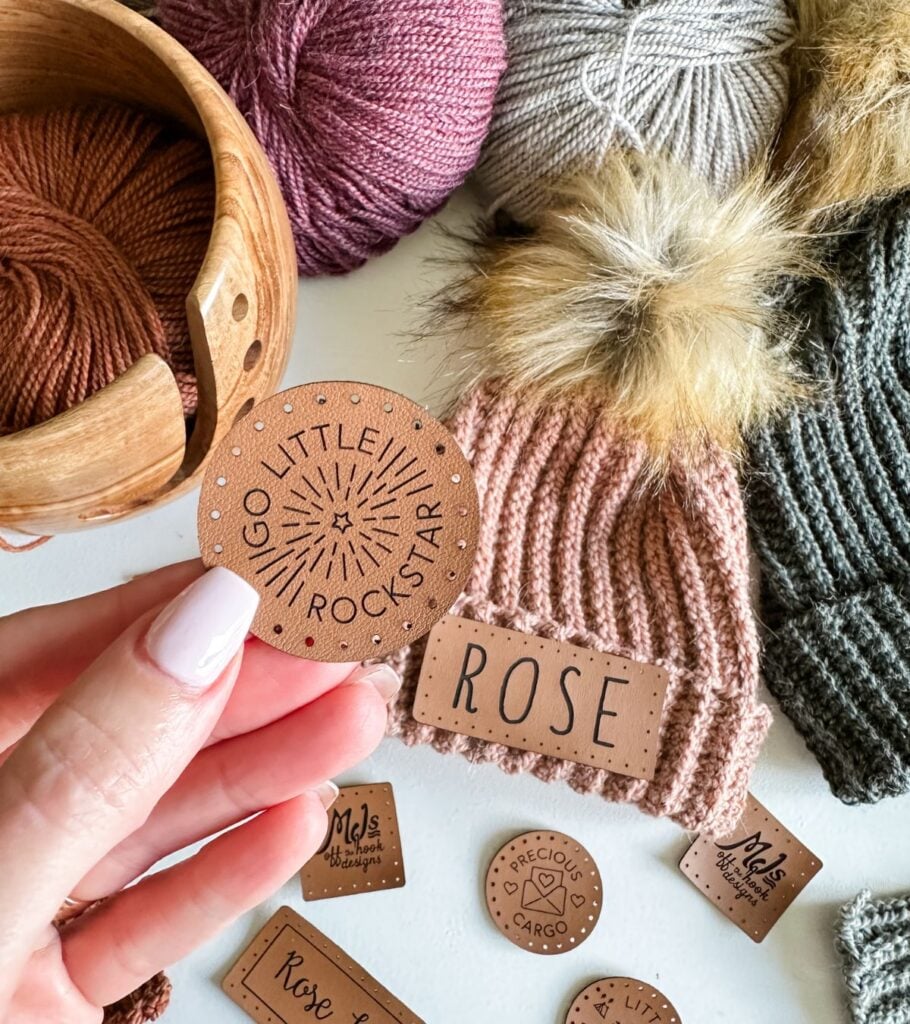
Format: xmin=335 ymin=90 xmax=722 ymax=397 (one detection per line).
xmin=413 ymin=615 xmax=669 ymax=782
xmin=679 ymin=793 xmax=823 ymax=943
xmin=301 ymin=782 xmax=405 ymax=901
xmin=223 ymin=906 xmax=424 ymax=1023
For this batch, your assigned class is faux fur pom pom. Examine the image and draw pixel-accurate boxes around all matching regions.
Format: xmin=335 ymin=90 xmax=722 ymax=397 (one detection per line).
xmin=444 ymin=154 xmax=811 ymax=467
xmin=781 ymin=0 xmax=910 ymax=217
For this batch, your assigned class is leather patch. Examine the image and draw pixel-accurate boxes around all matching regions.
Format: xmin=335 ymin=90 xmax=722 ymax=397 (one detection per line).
xmin=485 ymin=830 xmax=602 ymax=954
xmin=413 ymin=616 xmax=669 ymax=781
xmin=222 ymin=906 xmax=423 ymax=1023
xmin=301 ymin=783 xmax=405 ymax=901
xmin=679 ymin=793 xmax=823 ymax=943
xmin=566 ymin=978 xmax=682 ymax=1024
xmin=198 ymin=382 xmax=479 ymax=662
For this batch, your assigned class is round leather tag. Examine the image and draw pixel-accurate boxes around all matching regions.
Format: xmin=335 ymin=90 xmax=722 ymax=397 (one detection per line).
xmin=485 ymin=830 xmax=602 ymax=955
xmin=565 ymin=978 xmax=681 ymax=1024
xmin=198 ymin=381 xmax=479 ymax=662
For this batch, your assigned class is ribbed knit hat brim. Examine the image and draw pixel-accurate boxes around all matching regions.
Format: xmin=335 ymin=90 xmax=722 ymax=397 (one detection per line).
xmin=837 ymin=890 xmax=910 ymax=1024
xmin=748 ymin=191 xmax=910 ymax=804
xmin=389 ymin=594 xmax=771 ymax=836
xmin=387 ymin=382 xmax=771 ymax=836
xmin=763 ymin=579 xmax=910 ymax=804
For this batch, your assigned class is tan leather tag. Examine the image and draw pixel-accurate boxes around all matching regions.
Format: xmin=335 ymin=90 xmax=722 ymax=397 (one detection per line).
xmin=679 ymin=793 xmax=823 ymax=943
xmin=222 ymin=906 xmax=423 ymax=1023
xmin=485 ymin=830 xmax=603 ymax=955
xmin=301 ymin=783 xmax=405 ymax=901
xmin=198 ymin=382 xmax=479 ymax=662
xmin=566 ymin=978 xmax=682 ymax=1024
xmin=413 ymin=616 xmax=669 ymax=781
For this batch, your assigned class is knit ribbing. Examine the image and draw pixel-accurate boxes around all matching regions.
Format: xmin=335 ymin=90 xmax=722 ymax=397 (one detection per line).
xmin=388 ymin=383 xmax=771 ymax=835
xmin=837 ymin=890 xmax=910 ymax=1024
xmin=747 ymin=191 xmax=910 ymax=804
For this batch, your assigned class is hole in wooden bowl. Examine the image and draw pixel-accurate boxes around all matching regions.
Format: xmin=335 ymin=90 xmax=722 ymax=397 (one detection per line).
xmin=232 ymin=294 xmax=249 ymax=322
xmin=234 ymin=398 xmax=255 ymax=423
xmin=243 ymin=339 xmax=262 ymax=371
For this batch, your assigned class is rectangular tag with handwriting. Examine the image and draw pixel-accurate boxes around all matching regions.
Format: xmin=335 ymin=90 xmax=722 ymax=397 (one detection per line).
xmin=301 ymin=783 xmax=405 ymax=901
xmin=223 ymin=906 xmax=424 ymax=1024
xmin=413 ymin=615 xmax=669 ymax=782
xmin=679 ymin=793 xmax=823 ymax=942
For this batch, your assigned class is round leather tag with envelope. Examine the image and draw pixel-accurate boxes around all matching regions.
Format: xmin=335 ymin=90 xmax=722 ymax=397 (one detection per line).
xmin=198 ymin=381 xmax=479 ymax=662
xmin=566 ymin=978 xmax=681 ymax=1024
xmin=485 ymin=830 xmax=602 ymax=955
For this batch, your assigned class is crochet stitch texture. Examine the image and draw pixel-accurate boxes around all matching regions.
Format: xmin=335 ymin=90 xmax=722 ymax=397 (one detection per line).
xmin=837 ymin=890 xmax=910 ymax=1024
xmin=388 ymin=383 xmax=771 ymax=836
xmin=748 ymin=192 xmax=910 ymax=804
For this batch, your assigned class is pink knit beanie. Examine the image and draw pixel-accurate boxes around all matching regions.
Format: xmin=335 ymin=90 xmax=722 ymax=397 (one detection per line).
xmin=388 ymin=382 xmax=772 ymax=836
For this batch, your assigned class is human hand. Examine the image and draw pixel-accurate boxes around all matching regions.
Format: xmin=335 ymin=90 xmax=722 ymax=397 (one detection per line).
xmin=0 ymin=562 xmax=398 ymax=1022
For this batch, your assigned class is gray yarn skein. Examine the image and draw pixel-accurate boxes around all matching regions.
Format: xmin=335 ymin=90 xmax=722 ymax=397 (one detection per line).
xmin=476 ymin=0 xmax=795 ymax=222
xmin=837 ymin=890 xmax=910 ymax=1024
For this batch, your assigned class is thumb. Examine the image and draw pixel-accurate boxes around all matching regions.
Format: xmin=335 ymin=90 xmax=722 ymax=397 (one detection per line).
xmin=0 ymin=567 xmax=258 ymax=997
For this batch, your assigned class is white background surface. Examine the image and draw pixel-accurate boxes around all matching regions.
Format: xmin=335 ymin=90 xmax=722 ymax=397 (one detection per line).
xmin=2 ymin=187 xmax=908 ymax=1024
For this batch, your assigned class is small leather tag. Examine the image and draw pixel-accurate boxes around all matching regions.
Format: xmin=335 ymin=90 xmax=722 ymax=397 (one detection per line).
xmin=679 ymin=793 xmax=822 ymax=943
xmin=485 ymin=830 xmax=603 ymax=955
xmin=222 ymin=906 xmax=423 ymax=1023
xmin=301 ymin=783 xmax=405 ymax=901
xmin=566 ymin=978 xmax=682 ymax=1024
xmin=413 ymin=616 xmax=669 ymax=781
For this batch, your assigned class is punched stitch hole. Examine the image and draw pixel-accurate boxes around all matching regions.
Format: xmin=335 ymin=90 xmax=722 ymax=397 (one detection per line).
xmin=273 ymin=625 xmax=283 ymax=635
xmin=304 ymin=636 xmax=315 ymax=648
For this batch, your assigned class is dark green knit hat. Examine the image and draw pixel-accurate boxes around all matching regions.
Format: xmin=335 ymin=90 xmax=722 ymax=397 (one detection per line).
xmin=748 ymin=192 xmax=910 ymax=805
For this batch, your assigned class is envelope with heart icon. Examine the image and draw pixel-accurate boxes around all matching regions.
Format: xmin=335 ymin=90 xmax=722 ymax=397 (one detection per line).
xmin=521 ymin=867 xmax=567 ymax=916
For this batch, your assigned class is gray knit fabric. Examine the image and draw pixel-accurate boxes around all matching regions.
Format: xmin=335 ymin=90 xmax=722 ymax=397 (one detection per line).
xmin=747 ymin=192 xmax=910 ymax=805
xmin=837 ymin=890 xmax=910 ymax=1024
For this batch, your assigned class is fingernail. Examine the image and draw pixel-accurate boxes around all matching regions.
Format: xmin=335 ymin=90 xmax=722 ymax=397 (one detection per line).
xmin=145 ymin=567 xmax=259 ymax=689
xmin=314 ymin=780 xmax=340 ymax=810
xmin=354 ymin=664 xmax=402 ymax=703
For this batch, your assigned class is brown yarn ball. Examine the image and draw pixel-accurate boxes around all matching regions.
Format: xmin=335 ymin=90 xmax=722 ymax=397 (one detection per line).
xmin=104 ymin=972 xmax=172 ymax=1024
xmin=0 ymin=103 xmax=214 ymax=435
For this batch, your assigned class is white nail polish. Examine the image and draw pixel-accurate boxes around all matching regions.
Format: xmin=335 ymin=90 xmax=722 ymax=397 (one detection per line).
xmin=354 ymin=664 xmax=402 ymax=703
xmin=145 ymin=567 xmax=259 ymax=688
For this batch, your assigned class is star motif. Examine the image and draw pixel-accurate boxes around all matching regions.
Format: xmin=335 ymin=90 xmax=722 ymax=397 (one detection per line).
xmin=331 ymin=510 xmax=353 ymax=534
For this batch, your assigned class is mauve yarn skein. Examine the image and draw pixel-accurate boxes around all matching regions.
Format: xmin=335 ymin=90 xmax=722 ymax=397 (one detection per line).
xmin=0 ymin=104 xmax=213 ymax=434
xmin=476 ymin=0 xmax=795 ymax=222
xmin=156 ymin=0 xmax=506 ymax=276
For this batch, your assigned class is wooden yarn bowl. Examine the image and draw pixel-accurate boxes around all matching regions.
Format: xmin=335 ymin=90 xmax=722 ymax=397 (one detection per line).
xmin=0 ymin=0 xmax=296 ymax=535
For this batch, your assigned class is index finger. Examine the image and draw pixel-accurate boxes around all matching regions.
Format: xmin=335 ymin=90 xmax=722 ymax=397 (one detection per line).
xmin=0 ymin=561 xmax=203 ymax=751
